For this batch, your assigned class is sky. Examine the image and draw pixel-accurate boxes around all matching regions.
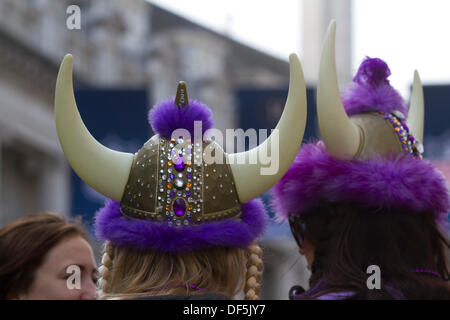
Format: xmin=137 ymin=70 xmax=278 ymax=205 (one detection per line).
xmin=148 ymin=0 xmax=450 ymax=98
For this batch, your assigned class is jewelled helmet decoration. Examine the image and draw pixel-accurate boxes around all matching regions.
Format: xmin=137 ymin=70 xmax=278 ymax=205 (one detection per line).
xmin=120 ymin=83 xmax=244 ymax=227
xmin=54 ymin=54 xmax=308 ymax=251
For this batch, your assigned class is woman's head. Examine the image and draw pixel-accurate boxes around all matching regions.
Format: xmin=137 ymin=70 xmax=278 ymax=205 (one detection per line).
xmin=291 ymin=203 xmax=450 ymax=299
xmin=0 ymin=212 xmax=97 ymax=300
xmin=97 ymin=241 xmax=263 ymax=300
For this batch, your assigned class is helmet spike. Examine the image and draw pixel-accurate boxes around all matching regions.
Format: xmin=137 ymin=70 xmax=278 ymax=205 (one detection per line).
xmin=175 ymin=81 xmax=189 ymax=107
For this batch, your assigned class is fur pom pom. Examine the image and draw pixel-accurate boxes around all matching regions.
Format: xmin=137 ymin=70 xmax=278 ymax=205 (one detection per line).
xmin=341 ymin=57 xmax=408 ymax=116
xmin=270 ymin=143 xmax=450 ymax=224
xmin=353 ymin=57 xmax=391 ymax=87
xmin=148 ymin=98 xmax=215 ymax=139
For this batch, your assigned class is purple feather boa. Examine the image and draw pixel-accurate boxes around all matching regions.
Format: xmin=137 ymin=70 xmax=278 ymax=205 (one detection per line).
xmin=95 ymin=199 xmax=267 ymax=252
xmin=148 ymin=98 xmax=215 ymax=139
xmin=341 ymin=57 xmax=408 ymax=116
xmin=270 ymin=143 xmax=450 ymax=225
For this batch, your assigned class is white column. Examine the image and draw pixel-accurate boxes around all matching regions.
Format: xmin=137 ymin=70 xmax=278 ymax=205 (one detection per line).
xmin=0 ymin=136 xmax=2 ymax=227
xmin=302 ymin=0 xmax=353 ymax=86
xmin=39 ymin=158 xmax=71 ymax=218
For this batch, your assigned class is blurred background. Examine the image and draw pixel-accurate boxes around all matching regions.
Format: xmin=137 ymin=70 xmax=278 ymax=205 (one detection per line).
xmin=0 ymin=0 xmax=449 ymax=299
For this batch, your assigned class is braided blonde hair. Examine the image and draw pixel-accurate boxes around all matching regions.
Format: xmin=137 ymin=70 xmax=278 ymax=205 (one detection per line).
xmin=96 ymin=241 xmax=264 ymax=300
xmin=97 ymin=241 xmax=114 ymax=299
xmin=244 ymin=241 xmax=263 ymax=300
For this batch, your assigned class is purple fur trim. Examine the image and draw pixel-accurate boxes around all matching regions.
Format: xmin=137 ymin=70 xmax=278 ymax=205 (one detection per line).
xmin=148 ymin=98 xmax=214 ymax=139
xmin=270 ymin=143 xmax=450 ymax=224
xmin=341 ymin=57 xmax=408 ymax=116
xmin=95 ymin=199 xmax=267 ymax=252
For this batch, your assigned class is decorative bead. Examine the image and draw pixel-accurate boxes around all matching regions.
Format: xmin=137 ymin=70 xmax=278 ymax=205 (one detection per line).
xmin=167 ymin=183 xmax=173 ymax=189
xmin=393 ymin=110 xmax=405 ymax=120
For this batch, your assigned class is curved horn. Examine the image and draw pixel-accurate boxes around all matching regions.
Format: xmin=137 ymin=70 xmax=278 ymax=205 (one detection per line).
xmin=407 ymin=70 xmax=424 ymax=142
xmin=55 ymin=54 xmax=134 ymax=202
xmin=317 ymin=20 xmax=361 ymax=159
xmin=226 ymin=53 xmax=307 ymax=203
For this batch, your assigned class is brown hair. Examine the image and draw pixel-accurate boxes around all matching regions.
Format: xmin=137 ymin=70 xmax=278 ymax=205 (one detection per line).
xmin=98 ymin=241 xmax=263 ymax=300
xmin=297 ymin=203 xmax=450 ymax=299
xmin=0 ymin=212 xmax=89 ymax=299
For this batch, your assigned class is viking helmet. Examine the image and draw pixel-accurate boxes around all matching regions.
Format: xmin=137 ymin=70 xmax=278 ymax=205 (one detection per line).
xmin=55 ymin=53 xmax=307 ymax=251
xmin=271 ymin=21 xmax=450 ymax=225
xmin=317 ymin=20 xmax=424 ymax=160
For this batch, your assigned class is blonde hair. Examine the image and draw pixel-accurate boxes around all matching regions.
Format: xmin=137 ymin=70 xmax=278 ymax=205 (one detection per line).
xmin=98 ymin=241 xmax=263 ymax=300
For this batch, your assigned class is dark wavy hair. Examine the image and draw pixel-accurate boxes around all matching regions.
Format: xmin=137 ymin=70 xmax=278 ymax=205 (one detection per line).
xmin=0 ymin=212 xmax=90 ymax=299
xmin=298 ymin=203 xmax=450 ymax=299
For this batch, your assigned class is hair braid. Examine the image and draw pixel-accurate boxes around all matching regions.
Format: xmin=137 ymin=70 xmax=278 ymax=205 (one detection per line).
xmin=244 ymin=242 xmax=263 ymax=300
xmin=97 ymin=241 xmax=114 ymax=299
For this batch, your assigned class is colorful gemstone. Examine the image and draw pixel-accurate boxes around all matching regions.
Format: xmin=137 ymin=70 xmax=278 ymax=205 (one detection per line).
xmin=173 ymin=157 xmax=185 ymax=172
xmin=173 ymin=198 xmax=186 ymax=216
xmin=168 ymin=161 xmax=173 ymax=166
xmin=167 ymin=183 xmax=173 ymax=189
xmin=403 ymin=123 xmax=409 ymax=131
xmin=175 ymin=179 xmax=184 ymax=189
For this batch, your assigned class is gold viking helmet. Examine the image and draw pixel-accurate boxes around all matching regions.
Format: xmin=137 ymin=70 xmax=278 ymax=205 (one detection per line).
xmin=317 ymin=20 xmax=425 ymax=159
xmin=54 ymin=54 xmax=307 ymax=228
